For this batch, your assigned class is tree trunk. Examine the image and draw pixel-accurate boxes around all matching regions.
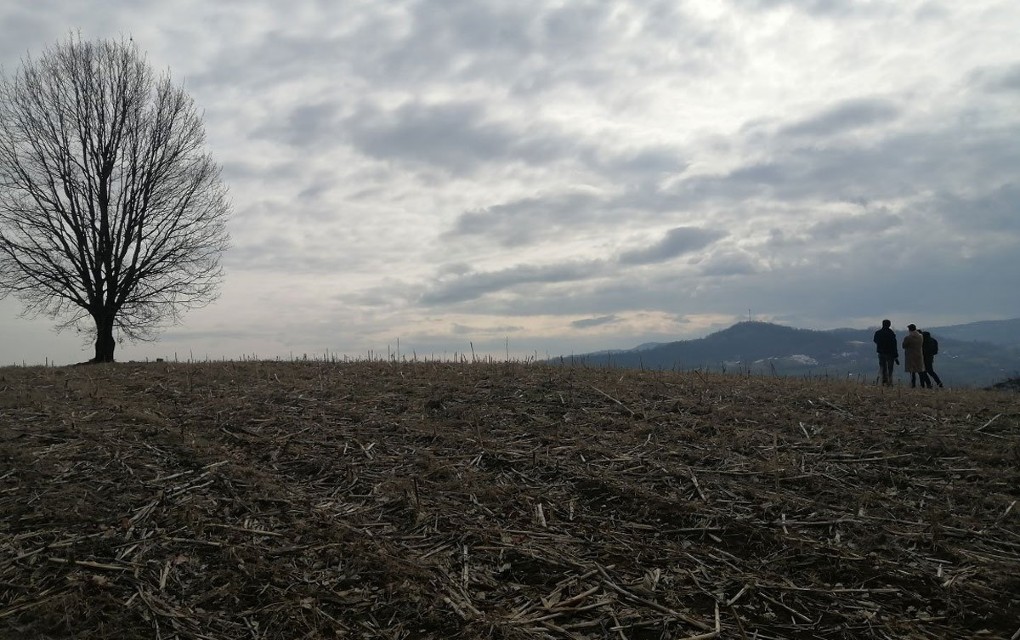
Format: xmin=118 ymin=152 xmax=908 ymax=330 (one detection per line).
xmin=92 ymin=314 xmax=116 ymax=363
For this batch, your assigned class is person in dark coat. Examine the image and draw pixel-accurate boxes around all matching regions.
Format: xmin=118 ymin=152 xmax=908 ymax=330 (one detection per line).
xmin=921 ymin=331 xmax=944 ymax=388
xmin=873 ymin=319 xmax=898 ymax=386
xmin=902 ymin=324 xmax=930 ymax=388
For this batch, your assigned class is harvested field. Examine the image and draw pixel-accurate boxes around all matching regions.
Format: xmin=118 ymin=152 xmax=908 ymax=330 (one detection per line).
xmin=1 ymin=361 xmax=1018 ymax=639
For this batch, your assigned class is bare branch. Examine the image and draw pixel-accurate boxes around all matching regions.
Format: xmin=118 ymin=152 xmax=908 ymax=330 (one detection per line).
xmin=0 ymin=35 xmax=230 ymax=361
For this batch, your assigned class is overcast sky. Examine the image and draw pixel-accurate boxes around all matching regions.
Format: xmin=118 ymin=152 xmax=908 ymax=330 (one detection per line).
xmin=2 ymin=0 xmax=1018 ymax=365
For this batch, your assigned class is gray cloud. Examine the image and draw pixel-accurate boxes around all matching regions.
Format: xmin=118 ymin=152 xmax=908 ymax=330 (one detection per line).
xmin=445 ymin=180 xmax=700 ymax=248
xmin=967 ymin=63 xmax=1020 ymax=93
xmin=344 ymin=99 xmax=573 ymax=175
xmin=675 ymin=118 xmax=1020 ymax=207
xmin=619 ymin=227 xmax=727 ymax=265
xmin=571 ymin=315 xmax=619 ymax=329
xmin=934 ymin=184 xmax=1020 ymax=232
xmin=315 ymin=1 xmax=627 ymax=98
xmin=732 ymin=0 xmax=879 ymax=18
xmin=448 ymin=230 xmax=1020 ymax=330
xmin=253 ymin=102 xmax=342 ymax=148
xmin=188 ymin=29 xmax=352 ymax=93
xmin=452 ymin=322 xmax=524 ymax=335
xmin=368 ymin=3 xmax=552 ymax=88
xmin=446 ymin=193 xmax=601 ymax=247
xmin=806 ymin=211 xmax=904 ymax=242
xmin=720 ymin=242 xmax=1020 ymax=325
xmin=375 ymin=1 xmax=714 ymax=95
xmin=420 ymin=260 xmax=605 ymax=305
xmin=594 ymin=146 xmax=689 ymax=177
xmin=225 ymin=234 xmax=350 ymax=274
xmin=780 ymin=98 xmax=901 ymax=138
xmin=698 ymin=252 xmax=759 ymax=277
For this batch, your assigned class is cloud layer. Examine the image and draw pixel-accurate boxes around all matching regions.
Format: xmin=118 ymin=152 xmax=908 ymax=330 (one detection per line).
xmin=1 ymin=0 xmax=1019 ymax=364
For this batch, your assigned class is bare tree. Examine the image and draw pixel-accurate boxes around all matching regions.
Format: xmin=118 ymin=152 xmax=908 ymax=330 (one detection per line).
xmin=0 ymin=36 xmax=230 ymax=362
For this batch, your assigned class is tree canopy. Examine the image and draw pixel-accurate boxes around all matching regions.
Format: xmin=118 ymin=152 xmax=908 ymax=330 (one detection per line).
xmin=0 ymin=36 xmax=230 ymax=362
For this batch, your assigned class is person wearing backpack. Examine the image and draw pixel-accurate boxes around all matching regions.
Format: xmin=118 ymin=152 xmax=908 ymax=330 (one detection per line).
xmin=921 ymin=330 xmax=944 ymax=388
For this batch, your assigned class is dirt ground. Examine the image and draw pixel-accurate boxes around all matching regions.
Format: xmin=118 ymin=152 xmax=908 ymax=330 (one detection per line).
xmin=2 ymin=361 xmax=1018 ymax=639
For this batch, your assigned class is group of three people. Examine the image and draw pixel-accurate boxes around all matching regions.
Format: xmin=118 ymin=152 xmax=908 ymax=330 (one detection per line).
xmin=873 ymin=320 xmax=944 ymax=388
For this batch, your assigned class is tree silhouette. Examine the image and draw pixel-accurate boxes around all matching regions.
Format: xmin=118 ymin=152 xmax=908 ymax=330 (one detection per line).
xmin=0 ymin=36 xmax=230 ymax=362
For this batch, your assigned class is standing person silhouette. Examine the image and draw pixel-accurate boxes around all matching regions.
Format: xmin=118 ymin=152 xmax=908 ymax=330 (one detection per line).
xmin=921 ymin=330 xmax=944 ymax=388
xmin=902 ymin=324 xmax=930 ymax=388
xmin=873 ymin=319 xmax=899 ymax=386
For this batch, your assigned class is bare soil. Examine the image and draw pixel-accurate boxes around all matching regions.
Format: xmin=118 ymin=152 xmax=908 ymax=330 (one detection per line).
xmin=2 ymin=361 xmax=1018 ymax=639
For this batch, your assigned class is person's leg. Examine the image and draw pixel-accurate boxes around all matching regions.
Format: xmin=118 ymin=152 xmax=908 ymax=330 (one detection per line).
xmin=910 ymin=372 xmax=917 ymax=388
xmin=920 ymin=371 xmax=932 ymax=388
xmin=880 ymin=355 xmax=894 ymax=384
xmin=926 ymin=359 xmax=943 ymax=387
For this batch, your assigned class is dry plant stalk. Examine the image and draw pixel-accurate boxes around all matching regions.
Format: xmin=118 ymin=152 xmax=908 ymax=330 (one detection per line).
xmin=1 ymin=361 xmax=1018 ymax=639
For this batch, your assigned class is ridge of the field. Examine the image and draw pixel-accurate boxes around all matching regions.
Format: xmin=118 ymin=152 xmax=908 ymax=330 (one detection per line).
xmin=2 ymin=361 xmax=1018 ymax=639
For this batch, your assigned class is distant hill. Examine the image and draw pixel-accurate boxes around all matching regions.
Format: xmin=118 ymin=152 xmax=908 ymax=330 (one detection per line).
xmin=925 ymin=318 xmax=1020 ymax=348
xmin=552 ymin=320 xmax=1020 ymax=388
